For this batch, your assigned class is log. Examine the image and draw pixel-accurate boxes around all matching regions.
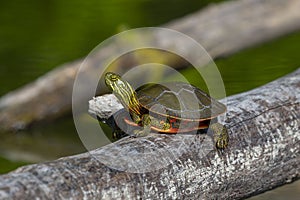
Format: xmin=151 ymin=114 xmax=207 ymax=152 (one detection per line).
xmin=1 ymin=0 xmax=300 ymax=131
xmin=0 ymin=68 xmax=299 ymax=199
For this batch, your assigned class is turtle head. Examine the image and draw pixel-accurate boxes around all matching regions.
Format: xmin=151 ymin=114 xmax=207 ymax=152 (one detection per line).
xmin=105 ymin=72 xmax=141 ymax=115
xmin=105 ymin=72 xmax=122 ymax=91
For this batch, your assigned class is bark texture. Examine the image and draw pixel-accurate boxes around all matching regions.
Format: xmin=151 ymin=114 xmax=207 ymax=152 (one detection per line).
xmin=1 ymin=0 xmax=300 ymax=131
xmin=0 ymin=68 xmax=299 ymax=199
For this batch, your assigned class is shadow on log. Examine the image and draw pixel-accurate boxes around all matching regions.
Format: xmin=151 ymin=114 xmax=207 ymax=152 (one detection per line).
xmin=0 ymin=68 xmax=299 ymax=199
xmin=1 ymin=0 xmax=300 ymax=131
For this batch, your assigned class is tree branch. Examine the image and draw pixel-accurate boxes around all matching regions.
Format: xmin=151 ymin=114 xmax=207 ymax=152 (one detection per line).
xmin=0 ymin=68 xmax=299 ymax=199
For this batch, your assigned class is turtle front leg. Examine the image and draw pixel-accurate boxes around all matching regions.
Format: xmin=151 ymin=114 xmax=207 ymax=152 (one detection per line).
xmin=132 ymin=114 xmax=171 ymax=136
xmin=132 ymin=114 xmax=152 ymax=137
xmin=208 ymin=123 xmax=229 ymax=149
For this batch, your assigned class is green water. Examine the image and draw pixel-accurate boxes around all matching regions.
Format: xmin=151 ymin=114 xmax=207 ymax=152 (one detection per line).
xmin=0 ymin=0 xmax=224 ymax=96
xmin=0 ymin=0 xmax=299 ymax=198
xmin=180 ymin=32 xmax=300 ymax=96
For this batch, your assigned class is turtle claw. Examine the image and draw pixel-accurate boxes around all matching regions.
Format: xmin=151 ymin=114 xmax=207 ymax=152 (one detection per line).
xmin=208 ymin=123 xmax=229 ymax=149
xmin=133 ymin=124 xmax=151 ymax=137
xmin=133 ymin=129 xmax=149 ymax=137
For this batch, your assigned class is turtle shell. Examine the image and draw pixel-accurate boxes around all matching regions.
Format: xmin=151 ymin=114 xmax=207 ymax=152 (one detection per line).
xmin=136 ymin=82 xmax=226 ymax=121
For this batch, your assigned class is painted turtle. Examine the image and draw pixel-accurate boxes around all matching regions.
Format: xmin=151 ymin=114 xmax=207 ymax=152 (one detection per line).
xmin=105 ymin=72 xmax=229 ymax=149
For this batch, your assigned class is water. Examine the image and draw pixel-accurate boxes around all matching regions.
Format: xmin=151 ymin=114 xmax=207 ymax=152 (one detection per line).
xmin=0 ymin=0 xmax=224 ymax=96
xmin=246 ymin=180 xmax=300 ymax=200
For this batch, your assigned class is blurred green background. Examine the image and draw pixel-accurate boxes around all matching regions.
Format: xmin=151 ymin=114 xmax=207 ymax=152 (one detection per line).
xmin=0 ymin=0 xmax=299 ymax=199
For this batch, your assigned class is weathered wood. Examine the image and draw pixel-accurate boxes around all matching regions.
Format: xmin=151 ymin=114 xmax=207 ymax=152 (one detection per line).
xmin=1 ymin=0 xmax=300 ymax=131
xmin=0 ymin=68 xmax=299 ymax=199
